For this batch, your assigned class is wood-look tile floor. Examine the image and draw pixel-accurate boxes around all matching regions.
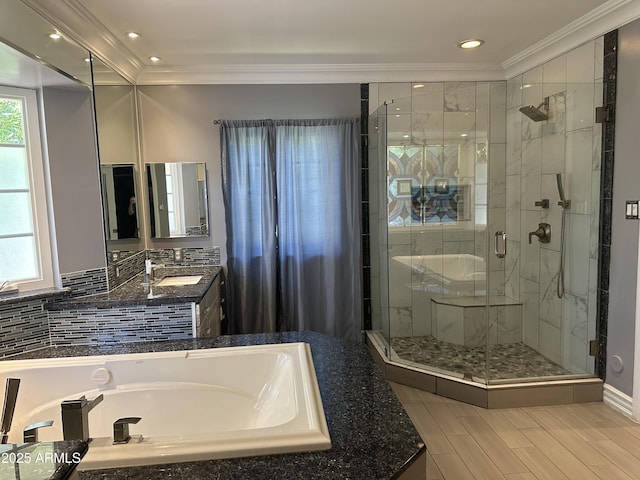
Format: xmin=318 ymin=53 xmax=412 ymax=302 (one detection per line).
xmin=390 ymin=381 xmax=640 ymax=480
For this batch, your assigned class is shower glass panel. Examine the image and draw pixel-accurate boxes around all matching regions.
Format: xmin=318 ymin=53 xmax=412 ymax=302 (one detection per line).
xmin=372 ymin=82 xmax=494 ymax=385
xmin=367 ymin=38 xmax=602 ymax=391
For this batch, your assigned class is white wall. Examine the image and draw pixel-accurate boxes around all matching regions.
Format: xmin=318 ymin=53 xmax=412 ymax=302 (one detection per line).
xmin=136 ymin=84 xmax=361 ymax=262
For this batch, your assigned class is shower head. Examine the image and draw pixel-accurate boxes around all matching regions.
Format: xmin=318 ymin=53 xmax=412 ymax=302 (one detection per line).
xmin=519 ymin=97 xmax=549 ymax=122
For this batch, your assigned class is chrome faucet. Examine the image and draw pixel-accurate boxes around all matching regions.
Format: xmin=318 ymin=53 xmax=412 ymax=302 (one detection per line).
xmin=144 ymin=259 xmax=165 ymax=283
xmin=61 ymin=394 xmax=103 ymax=442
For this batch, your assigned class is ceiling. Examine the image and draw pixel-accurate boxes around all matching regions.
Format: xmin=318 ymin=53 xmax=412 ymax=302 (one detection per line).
xmin=15 ymin=0 xmax=640 ymax=84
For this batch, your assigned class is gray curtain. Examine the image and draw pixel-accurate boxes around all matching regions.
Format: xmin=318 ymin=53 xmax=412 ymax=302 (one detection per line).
xmin=220 ymin=118 xmax=361 ymax=341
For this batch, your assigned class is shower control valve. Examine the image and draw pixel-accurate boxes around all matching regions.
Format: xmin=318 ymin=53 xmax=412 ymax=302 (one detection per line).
xmin=534 ymin=199 xmax=550 ymax=209
xmin=528 ymin=223 xmax=551 ymax=244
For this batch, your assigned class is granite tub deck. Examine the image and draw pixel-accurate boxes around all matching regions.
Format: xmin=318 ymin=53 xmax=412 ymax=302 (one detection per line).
xmin=8 ymin=332 xmax=426 ymax=480
xmin=45 ymin=266 xmax=222 ymax=310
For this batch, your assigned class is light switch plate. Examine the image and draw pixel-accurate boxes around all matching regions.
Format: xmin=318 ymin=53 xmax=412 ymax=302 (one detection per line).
xmin=625 ymin=200 xmax=639 ymax=219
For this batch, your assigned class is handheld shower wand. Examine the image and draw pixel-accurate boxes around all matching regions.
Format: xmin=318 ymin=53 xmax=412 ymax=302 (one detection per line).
xmin=556 ymin=173 xmax=570 ymax=299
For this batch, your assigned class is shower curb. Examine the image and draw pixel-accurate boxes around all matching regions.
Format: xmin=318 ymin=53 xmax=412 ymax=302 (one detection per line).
xmin=366 ymin=332 xmax=603 ymax=409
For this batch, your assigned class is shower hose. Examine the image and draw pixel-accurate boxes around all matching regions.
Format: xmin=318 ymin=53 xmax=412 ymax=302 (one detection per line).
xmin=557 ymin=206 xmax=566 ymax=299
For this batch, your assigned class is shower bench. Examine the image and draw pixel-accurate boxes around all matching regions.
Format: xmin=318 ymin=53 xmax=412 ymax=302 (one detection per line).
xmin=430 ymin=295 xmax=522 ymax=347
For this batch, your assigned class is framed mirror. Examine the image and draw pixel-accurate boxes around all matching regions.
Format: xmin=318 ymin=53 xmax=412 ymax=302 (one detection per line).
xmin=146 ymin=163 xmax=209 ymax=238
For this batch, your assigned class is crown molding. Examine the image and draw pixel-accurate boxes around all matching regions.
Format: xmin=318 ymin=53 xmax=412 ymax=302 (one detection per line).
xmin=135 ymin=62 xmax=506 ymax=85
xmin=503 ymin=0 xmax=640 ymax=78
xmin=19 ymin=0 xmax=142 ymax=84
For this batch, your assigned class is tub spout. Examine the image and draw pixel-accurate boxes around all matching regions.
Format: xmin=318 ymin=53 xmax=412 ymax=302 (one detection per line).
xmin=23 ymin=420 xmax=54 ymax=443
xmin=61 ymin=394 xmax=103 ymax=442
xmin=113 ymin=417 xmax=141 ymax=444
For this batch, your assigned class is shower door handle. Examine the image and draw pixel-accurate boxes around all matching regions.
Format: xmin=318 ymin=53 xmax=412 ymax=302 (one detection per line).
xmin=494 ymin=231 xmax=507 ymax=259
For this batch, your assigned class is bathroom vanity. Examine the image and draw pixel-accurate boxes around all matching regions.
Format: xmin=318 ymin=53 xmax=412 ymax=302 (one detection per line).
xmin=45 ymin=266 xmax=223 ymax=340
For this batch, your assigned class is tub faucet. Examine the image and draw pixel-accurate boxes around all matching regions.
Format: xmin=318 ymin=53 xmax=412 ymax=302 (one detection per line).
xmin=0 ymin=378 xmax=20 ymax=444
xmin=61 ymin=394 xmax=103 ymax=442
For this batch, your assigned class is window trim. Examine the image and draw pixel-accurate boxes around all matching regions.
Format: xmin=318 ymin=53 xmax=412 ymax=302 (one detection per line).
xmin=0 ymin=86 xmax=55 ymax=291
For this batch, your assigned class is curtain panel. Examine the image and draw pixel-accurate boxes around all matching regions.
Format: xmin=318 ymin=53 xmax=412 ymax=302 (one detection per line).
xmin=220 ymin=119 xmax=361 ymax=341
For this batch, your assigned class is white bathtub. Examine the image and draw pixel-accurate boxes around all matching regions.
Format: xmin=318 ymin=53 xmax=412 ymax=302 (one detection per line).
xmin=393 ymin=254 xmax=486 ymax=293
xmin=0 ymin=343 xmax=331 ymax=470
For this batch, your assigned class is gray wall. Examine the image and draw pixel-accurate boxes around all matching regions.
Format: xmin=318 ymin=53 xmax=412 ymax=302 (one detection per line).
xmin=607 ymin=21 xmax=640 ymax=396
xmin=42 ymin=86 xmax=106 ymax=274
xmin=137 ymin=84 xmax=361 ymax=262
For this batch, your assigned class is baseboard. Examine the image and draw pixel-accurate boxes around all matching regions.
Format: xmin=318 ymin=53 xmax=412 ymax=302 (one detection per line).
xmin=603 ymin=383 xmax=633 ymax=418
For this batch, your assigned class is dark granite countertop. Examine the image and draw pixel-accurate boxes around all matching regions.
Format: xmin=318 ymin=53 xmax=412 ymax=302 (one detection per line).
xmin=0 ymin=287 xmax=69 ymax=306
xmin=0 ymin=440 xmax=88 ymax=480
xmin=45 ymin=266 xmax=221 ymax=310
xmin=7 ymin=332 xmax=424 ymax=479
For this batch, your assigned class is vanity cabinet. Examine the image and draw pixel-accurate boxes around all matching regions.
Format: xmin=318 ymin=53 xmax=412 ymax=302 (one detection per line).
xmin=194 ymin=274 xmax=223 ymax=337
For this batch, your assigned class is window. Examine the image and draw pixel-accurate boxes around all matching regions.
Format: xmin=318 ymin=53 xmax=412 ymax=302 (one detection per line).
xmin=0 ymin=86 xmax=54 ymax=290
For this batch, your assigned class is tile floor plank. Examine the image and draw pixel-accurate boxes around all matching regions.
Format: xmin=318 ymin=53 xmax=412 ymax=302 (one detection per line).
xmin=425 ymin=403 xmax=469 ymax=436
xmin=520 ymin=427 xmax=601 ymax=480
xmin=526 ymin=409 xmax=610 ymax=466
xmin=595 ymin=439 xmax=640 ymax=478
xmin=447 ymin=434 xmax=508 ymax=480
xmin=512 ymin=446 xmax=571 ymax=480
xmin=458 ymin=416 xmax=529 ymax=474
xmin=588 ymin=463 xmax=636 ymax=480
xmin=426 ymin=452 xmax=444 ymax=480
xmin=403 ymin=402 xmax=456 ymax=455
xmin=431 ymin=453 xmax=476 ymax=480
xmin=481 ymin=410 xmax=534 ymax=448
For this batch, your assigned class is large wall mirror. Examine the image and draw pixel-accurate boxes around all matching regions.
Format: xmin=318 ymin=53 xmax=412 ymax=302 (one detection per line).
xmin=146 ymin=163 xmax=209 ymax=238
xmin=92 ymin=56 xmax=144 ymax=253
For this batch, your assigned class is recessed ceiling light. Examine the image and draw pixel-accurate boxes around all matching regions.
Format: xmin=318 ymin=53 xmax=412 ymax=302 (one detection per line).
xmin=413 ymin=84 xmax=425 ymax=89
xmin=458 ymin=39 xmax=484 ymax=49
xmin=461 ymin=133 xmax=469 ymax=137
xmin=149 ymin=56 xmax=161 ymax=62
xmin=83 ymin=57 xmax=91 ymax=63
xmin=127 ymin=32 xmax=140 ymax=39
xmin=49 ymin=32 xmax=61 ymax=40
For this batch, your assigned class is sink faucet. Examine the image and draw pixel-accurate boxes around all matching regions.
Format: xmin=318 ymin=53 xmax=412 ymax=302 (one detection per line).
xmin=144 ymin=259 xmax=165 ymax=283
xmin=61 ymin=394 xmax=103 ymax=442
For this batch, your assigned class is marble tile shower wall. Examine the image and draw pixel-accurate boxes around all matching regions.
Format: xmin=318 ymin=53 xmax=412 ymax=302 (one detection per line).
xmin=368 ymin=82 xmax=507 ymax=338
xmin=505 ymin=38 xmax=603 ymax=374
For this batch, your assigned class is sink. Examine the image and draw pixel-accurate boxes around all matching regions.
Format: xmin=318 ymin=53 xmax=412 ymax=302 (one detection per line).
xmin=155 ymin=275 xmax=203 ymax=287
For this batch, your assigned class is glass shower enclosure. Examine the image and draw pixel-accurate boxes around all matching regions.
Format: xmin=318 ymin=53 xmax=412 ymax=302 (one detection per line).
xmin=368 ymin=51 xmax=602 ymax=388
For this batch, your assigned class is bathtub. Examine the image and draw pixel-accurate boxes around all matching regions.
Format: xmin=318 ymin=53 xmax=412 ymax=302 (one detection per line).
xmin=0 ymin=343 xmax=331 ymax=470
xmin=392 ymin=254 xmax=486 ymax=293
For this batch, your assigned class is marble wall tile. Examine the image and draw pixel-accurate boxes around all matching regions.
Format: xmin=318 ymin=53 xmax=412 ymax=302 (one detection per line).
xmin=541 ymin=130 xmax=565 ymax=175
xmin=540 ymin=174 xmax=562 ymax=252
xmin=594 ymin=37 xmax=604 ymax=82
xmin=412 ymin=83 xmax=444 ymax=112
xmin=543 ymin=54 xmax=567 ymax=84
xmin=538 ymin=319 xmax=562 ymax=365
xmin=566 ymin=128 xmax=593 ymax=215
xmin=567 ymin=41 xmax=595 ymax=83
xmin=504 ymin=240 xmax=520 ymax=300
xmin=506 ymin=174 xmax=521 ymax=241
xmin=444 ymin=82 xmax=476 ymax=112
xmin=378 ymin=83 xmax=411 ymax=111
xmin=411 ymin=290 xmax=432 ymax=337
xmin=562 ymin=292 xmax=589 ymax=373
xmin=521 ymin=278 xmax=540 ymax=349
xmin=411 ymin=112 xmax=444 ymax=144
xmin=507 ymin=75 xmax=523 ymax=110
xmin=521 ymin=138 xmax=542 ymax=210
xmin=490 ymin=82 xmax=507 ymax=144
xmin=520 ymin=210 xmax=541 ymax=283
xmin=523 ymin=65 xmax=543 ymax=85
xmin=489 ymin=145 xmax=507 ymax=208
xmin=566 ymin=83 xmax=595 ymax=131
xmin=464 ymin=306 xmax=494 ymax=347
xmin=390 ymin=306 xmax=413 ymax=337
xmin=506 ymin=108 xmax=523 ymax=175
xmin=565 ymin=213 xmax=591 ymax=298
xmin=497 ymin=304 xmax=523 ymax=344
xmin=435 ymin=303 xmax=464 ymax=344
xmin=476 ymin=83 xmax=490 ymax=139
xmin=539 ymin=248 xmax=562 ymax=328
